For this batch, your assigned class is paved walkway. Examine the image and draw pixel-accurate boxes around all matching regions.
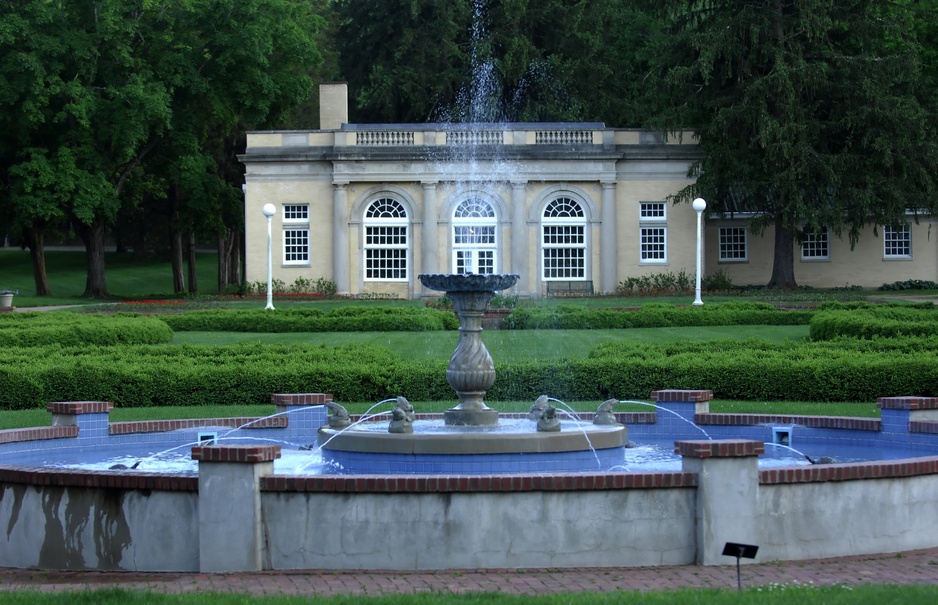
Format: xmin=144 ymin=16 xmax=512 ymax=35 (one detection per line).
xmin=1 ymin=548 xmax=937 ymax=596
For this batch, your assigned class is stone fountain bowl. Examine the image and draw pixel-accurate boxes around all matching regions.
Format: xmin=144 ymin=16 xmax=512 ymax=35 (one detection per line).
xmin=419 ymin=273 xmax=519 ymax=293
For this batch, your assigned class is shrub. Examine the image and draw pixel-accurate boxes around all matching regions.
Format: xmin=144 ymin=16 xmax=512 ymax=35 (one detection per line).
xmin=159 ymin=307 xmax=458 ymax=332
xmin=0 ymin=312 xmax=174 ymax=347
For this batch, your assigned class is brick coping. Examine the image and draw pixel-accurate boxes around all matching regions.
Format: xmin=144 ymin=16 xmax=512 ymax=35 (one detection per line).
xmin=259 ymin=472 xmax=698 ymax=493
xmin=696 ymin=413 xmax=881 ymax=431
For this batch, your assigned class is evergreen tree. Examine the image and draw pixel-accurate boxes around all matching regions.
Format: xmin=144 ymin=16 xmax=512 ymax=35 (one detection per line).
xmin=642 ymin=0 xmax=938 ymax=288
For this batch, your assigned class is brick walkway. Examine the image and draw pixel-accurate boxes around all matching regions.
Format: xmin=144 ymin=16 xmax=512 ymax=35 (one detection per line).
xmin=1 ymin=548 xmax=937 ymax=596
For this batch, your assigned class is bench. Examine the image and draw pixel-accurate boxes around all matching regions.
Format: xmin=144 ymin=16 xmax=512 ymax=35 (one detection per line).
xmin=545 ymin=280 xmax=594 ymax=297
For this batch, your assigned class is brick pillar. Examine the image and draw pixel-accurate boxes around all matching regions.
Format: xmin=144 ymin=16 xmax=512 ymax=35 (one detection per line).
xmin=677 ymin=439 xmax=763 ymax=565
xmin=193 ymin=445 xmax=280 ymax=572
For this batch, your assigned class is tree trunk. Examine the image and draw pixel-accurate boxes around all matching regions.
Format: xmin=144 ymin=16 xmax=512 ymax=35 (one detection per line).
xmin=169 ymin=187 xmax=185 ymax=294
xmin=186 ymin=227 xmax=198 ymax=293
xmin=217 ymin=227 xmax=242 ymax=292
xmin=79 ymin=218 xmax=110 ymax=298
xmin=767 ymin=222 xmax=798 ymax=289
xmin=24 ymin=226 xmax=52 ymax=296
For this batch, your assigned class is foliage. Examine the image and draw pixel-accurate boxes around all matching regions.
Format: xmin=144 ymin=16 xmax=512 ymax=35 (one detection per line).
xmin=158 ymin=307 xmax=459 ymax=332
xmin=879 ymin=279 xmax=938 ymax=291
xmin=642 ymin=0 xmax=938 ymax=289
xmin=0 ymin=312 xmax=173 ymax=347
xmin=810 ymin=304 xmax=938 ymax=340
xmin=4 ymin=331 xmax=938 ymax=409
xmin=502 ymin=302 xmax=811 ymax=330
xmin=618 ymin=270 xmax=693 ymax=294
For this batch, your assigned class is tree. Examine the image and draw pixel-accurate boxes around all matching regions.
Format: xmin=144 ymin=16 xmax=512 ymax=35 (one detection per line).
xmin=642 ymin=0 xmax=938 ymax=288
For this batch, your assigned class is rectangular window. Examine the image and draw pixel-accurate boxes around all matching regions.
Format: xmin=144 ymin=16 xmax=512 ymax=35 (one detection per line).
xmin=281 ymin=204 xmax=310 ymax=265
xmin=543 ymin=248 xmax=586 ymax=279
xmin=884 ymin=224 xmax=911 ymax=258
xmin=719 ymin=227 xmax=748 ymax=261
xmin=283 ymin=204 xmax=309 ymax=222
xmin=639 ymin=202 xmax=666 ymax=221
xmin=801 ymin=229 xmax=830 ymax=260
xmin=365 ymin=226 xmax=408 ymax=280
xmin=640 ymin=226 xmax=667 ymax=263
xmin=454 ymin=226 xmax=496 ymax=245
xmin=542 ymin=225 xmax=586 ymax=279
xmin=283 ymin=229 xmax=309 ymax=264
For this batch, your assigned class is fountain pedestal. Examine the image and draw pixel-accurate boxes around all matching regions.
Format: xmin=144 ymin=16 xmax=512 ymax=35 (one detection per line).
xmin=419 ymin=273 xmax=519 ymax=426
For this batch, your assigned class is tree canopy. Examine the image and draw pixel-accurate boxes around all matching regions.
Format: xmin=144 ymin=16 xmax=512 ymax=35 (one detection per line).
xmin=641 ymin=0 xmax=938 ymax=288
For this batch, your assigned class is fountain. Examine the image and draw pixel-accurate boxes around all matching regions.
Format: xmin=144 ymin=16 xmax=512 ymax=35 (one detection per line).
xmin=420 ymin=273 xmax=518 ymax=426
xmin=316 ymin=273 xmax=629 ymax=474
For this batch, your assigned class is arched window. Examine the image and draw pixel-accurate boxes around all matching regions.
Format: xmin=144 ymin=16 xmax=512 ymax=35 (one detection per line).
xmin=542 ymin=197 xmax=586 ymax=279
xmin=364 ymin=198 xmax=408 ymax=281
xmin=452 ymin=197 xmax=497 ymax=274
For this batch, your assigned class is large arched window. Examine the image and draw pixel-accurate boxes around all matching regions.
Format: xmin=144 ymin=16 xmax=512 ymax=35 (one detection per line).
xmin=541 ymin=197 xmax=586 ymax=280
xmin=452 ymin=197 xmax=497 ymax=274
xmin=364 ymin=198 xmax=408 ymax=281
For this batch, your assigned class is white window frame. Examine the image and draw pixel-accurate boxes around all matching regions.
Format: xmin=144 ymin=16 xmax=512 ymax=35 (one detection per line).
xmin=639 ymin=202 xmax=667 ymax=264
xmin=364 ymin=198 xmax=409 ymax=281
xmin=883 ymin=224 xmax=911 ymax=259
xmin=719 ymin=227 xmax=748 ymax=262
xmin=541 ymin=197 xmax=587 ymax=280
xmin=801 ymin=228 xmax=830 ymax=261
xmin=282 ymin=204 xmax=309 ymax=265
xmin=452 ymin=197 xmax=497 ymax=274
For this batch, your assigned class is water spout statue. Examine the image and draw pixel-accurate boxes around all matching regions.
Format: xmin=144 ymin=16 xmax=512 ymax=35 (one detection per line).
xmin=389 ymin=397 xmax=415 ymax=433
xmin=528 ymin=395 xmax=550 ymax=420
xmin=593 ymin=399 xmax=621 ymax=425
xmin=536 ymin=405 xmax=561 ymax=432
xmin=325 ymin=402 xmax=351 ymax=429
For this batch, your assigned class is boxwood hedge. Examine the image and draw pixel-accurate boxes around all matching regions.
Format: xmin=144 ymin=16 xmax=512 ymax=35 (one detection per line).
xmin=2 ymin=335 xmax=937 ymax=410
xmin=0 ymin=312 xmax=173 ymax=347
xmin=502 ymin=301 xmax=812 ymax=330
xmin=158 ymin=307 xmax=459 ymax=332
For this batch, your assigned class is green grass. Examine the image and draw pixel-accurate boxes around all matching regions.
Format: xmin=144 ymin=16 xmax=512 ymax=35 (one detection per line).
xmin=169 ymin=325 xmax=810 ymax=362
xmin=1 ymin=585 xmax=937 ymax=604
xmin=0 ymin=248 xmax=220 ymax=306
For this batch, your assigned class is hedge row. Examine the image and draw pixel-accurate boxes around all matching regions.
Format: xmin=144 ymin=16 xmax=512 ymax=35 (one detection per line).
xmin=0 ymin=312 xmax=173 ymax=347
xmin=502 ymin=301 xmax=812 ymax=329
xmin=3 ymin=337 xmax=936 ymax=410
xmin=810 ymin=305 xmax=938 ymax=340
xmin=158 ymin=307 xmax=459 ymax=332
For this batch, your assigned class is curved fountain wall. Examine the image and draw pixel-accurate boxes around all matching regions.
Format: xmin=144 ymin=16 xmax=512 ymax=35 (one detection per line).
xmin=2 ymin=390 xmax=938 ymax=572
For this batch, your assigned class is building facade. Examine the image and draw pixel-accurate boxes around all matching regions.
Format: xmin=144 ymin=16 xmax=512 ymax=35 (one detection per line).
xmin=240 ymin=84 xmax=937 ymax=297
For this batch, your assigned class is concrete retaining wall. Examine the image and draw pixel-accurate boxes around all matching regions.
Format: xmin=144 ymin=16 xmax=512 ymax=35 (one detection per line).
xmin=261 ymin=488 xmax=697 ymax=570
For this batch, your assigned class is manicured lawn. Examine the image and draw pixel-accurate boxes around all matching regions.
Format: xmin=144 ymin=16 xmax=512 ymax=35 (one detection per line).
xmin=168 ymin=325 xmax=810 ymax=362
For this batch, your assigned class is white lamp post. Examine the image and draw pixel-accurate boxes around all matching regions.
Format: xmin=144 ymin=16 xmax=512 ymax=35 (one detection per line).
xmin=262 ymin=203 xmax=277 ymax=310
xmin=692 ymin=197 xmax=707 ymax=306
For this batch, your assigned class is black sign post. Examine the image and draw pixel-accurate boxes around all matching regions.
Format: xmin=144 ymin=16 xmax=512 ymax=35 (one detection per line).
xmin=722 ymin=542 xmax=759 ymax=590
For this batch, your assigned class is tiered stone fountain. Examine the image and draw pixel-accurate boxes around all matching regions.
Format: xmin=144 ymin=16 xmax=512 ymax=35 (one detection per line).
xmin=316 ymin=273 xmax=628 ymax=473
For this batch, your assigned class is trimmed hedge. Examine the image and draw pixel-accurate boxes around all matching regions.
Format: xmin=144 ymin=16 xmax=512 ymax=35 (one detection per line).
xmin=159 ymin=307 xmax=459 ymax=332
xmin=810 ymin=304 xmax=938 ymax=340
xmin=502 ymin=301 xmax=812 ymax=329
xmin=3 ymin=336 xmax=938 ymax=410
xmin=0 ymin=312 xmax=174 ymax=347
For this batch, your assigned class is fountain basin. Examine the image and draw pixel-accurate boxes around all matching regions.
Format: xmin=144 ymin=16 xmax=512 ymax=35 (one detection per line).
xmin=3 ymin=392 xmax=938 ymax=573
xmin=318 ymin=419 xmax=627 ymax=474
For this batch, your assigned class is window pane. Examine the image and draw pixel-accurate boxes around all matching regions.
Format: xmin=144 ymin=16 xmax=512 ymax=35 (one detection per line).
xmin=801 ymin=229 xmax=830 ymax=260
xmin=640 ymin=226 xmax=667 ymax=262
xmin=719 ymin=227 xmax=748 ymax=261
xmin=884 ymin=225 xmax=911 ymax=258
xmin=283 ymin=229 xmax=309 ymax=263
xmin=283 ymin=205 xmax=309 ymax=221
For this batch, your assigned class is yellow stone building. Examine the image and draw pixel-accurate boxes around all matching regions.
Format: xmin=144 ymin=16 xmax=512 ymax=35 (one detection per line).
xmin=240 ymin=84 xmax=937 ymax=297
